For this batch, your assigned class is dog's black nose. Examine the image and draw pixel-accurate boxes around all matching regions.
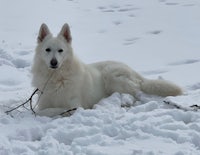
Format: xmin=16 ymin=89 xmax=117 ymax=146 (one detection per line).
xmin=50 ymin=58 xmax=58 ymax=68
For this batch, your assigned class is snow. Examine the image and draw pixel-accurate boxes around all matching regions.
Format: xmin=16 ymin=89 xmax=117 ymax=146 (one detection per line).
xmin=0 ymin=0 xmax=200 ymax=154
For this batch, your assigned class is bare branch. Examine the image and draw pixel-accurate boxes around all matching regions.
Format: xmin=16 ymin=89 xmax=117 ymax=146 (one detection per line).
xmin=60 ymin=108 xmax=77 ymax=117
xmin=163 ymin=100 xmax=200 ymax=112
xmin=5 ymin=88 xmax=40 ymax=115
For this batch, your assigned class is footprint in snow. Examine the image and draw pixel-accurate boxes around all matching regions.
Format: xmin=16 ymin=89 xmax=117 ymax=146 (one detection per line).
xmin=98 ymin=4 xmax=140 ymax=13
xmin=98 ymin=6 xmax=115 ymax=12
xmin=128 ymin=14 xmax=136 ymax=18
xmin=15 ymin=50 xmax=30 ymax=56
xmin=147 ymin=30 xmax=162 ymax=35
xmin=123 ymin=37 xmax=139 ymax=45
xmin=165 ymin=2 xmax=179 ymax=6
xmin=0 ymin=49 xmax=31 ymax=68
xmin=109 ymin=4 xmax=120 ymax=9
xmin=113 ymin=20 xmax=122 ymax=26
xmin=117 ymin=7 xmax=140 ymax=12
xmin=182 ymin=4 xmax=195 ymax=7
xmin=159 ymin=1 xmax=180 ymax=6
xmin=12 ymin=59 xmax=30 ymax=68
xmin=168 ymin=59 xmax=200 ymax=66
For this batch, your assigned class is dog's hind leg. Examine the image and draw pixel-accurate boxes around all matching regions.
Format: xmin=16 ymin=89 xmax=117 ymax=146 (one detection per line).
xmin=102 ymin=65 xmax=143 ymax=98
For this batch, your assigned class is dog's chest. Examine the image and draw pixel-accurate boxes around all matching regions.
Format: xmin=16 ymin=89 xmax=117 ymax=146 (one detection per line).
xmin=42 ymin=75 xmax=81 ymax=108
xmin=55 ymin=76 xmax=67 ymax=90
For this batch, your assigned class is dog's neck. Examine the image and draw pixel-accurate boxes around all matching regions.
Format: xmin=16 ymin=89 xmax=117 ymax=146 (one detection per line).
xmin=60 ymin=54 xmax=85 ymax=75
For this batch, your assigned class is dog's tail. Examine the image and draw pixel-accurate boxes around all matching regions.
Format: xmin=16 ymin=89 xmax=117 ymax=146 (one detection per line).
xmin=140 ymin=78 xmax=182 ymax=97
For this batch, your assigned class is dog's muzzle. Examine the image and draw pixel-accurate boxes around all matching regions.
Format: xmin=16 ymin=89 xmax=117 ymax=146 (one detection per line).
xmin=50 ymin=58 xmax=58 ymax=69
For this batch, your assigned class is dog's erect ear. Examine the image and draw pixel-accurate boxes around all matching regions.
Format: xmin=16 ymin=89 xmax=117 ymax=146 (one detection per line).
xmin=37 ymin=23 xmax=51 ymax=43
xmin=58 ymin=23 xmax=72 ymax=43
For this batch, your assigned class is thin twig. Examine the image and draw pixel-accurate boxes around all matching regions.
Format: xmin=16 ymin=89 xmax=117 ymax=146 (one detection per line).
xmin=5 ymin=88 xmax=39 ymax=115
xmin=5 ymin=71 xmax=56 ymax=116
xmin=60 ymin=108 xmax=77 ymax=116
xmin=4 ymin=67 xmax=69 ymax=117
xmin=163 ymin=100 xmax=200 ymax=112
xmin=33 ymin=72 xmax=54 ymax=109
xmin=190 ymin=104 xmax=200 ymax=111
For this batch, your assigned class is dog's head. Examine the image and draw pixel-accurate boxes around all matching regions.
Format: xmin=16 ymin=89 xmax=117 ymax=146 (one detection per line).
xmin=36 ymin=23 xmax=73 ymax=69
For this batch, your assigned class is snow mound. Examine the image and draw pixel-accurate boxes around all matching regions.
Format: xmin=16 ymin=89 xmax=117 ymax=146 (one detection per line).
xmin=0 ymin=93 xmax=200 ymax=155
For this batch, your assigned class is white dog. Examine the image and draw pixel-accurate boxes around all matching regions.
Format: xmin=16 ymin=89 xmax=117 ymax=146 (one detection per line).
xmin=31 ymin=23 xmax=182 ymax=116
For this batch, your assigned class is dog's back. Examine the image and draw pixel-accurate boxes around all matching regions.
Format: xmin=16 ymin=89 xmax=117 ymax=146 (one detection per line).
xmin=92 ymin=61 xmax=182 ymax=98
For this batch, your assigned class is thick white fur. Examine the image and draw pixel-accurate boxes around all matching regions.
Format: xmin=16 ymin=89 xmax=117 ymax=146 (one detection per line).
xmin=32 ymin=23 xmax=182 ymax=114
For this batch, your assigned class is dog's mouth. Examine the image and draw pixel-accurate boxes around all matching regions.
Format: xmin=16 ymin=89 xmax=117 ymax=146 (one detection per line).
xmin=50 ymin=65 xmax=58 ymax=69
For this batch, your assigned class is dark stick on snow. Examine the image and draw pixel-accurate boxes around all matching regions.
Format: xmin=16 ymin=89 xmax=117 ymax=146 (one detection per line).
xmin=163 ymin=100 xmax=200 ymax=112
xmin=5 ymin=88 xmax=39 ymax=115
xmin=60 ymin=108 xmax=77 ymax=116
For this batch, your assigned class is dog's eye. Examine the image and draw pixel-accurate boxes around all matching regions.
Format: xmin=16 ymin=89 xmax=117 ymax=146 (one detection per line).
xmin=58 ymin=49 xmax=63 ymax=53
xmin=45 ymin=48 xmax=51 ymax=52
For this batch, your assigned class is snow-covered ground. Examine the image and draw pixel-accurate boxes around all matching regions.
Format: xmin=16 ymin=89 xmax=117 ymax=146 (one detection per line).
xmin=0 ymin=0 xmax=200 ymax=154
